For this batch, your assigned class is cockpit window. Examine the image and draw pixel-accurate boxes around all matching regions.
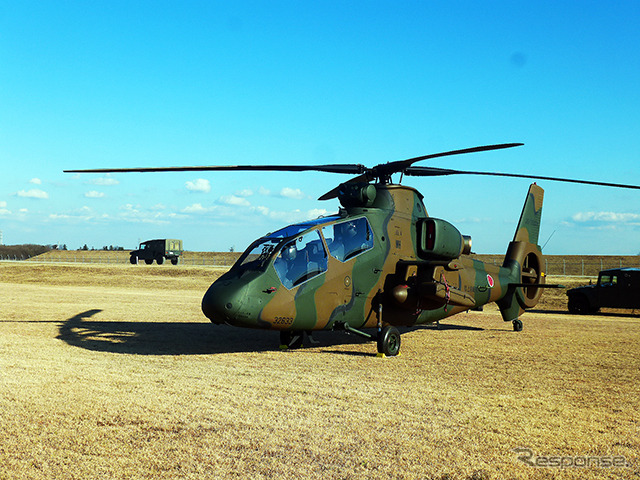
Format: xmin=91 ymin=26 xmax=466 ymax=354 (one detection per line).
xmin=322 ymin=217 xmax=374 ymax=262
xmin=233 ymin=215 xmax=340 ymax=276
xmin=236 ymin=238 xmax=280 ymax=271
xmin=273 ymin=230 xmax=328 ymax=289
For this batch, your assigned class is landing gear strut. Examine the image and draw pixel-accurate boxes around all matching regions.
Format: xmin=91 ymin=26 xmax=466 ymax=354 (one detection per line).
xmin=279 ymin=330 xmax=304 ymax=349
xmin=279 ymin=330 xmax=319 ymax=350
xmin=375 ymin=298 xmax=401 ymax=356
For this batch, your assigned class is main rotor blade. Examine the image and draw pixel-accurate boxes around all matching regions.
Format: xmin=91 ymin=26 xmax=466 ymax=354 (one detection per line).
xmin=64 ymin=164 xmax=365 ymax=174
xmin=377 ymin=143 xmax=524 ymax=177
xmin=405 ymin=166 xmax=640 ymax=190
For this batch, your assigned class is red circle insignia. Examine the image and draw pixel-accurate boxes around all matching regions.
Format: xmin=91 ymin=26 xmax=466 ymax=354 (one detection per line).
xmin=487 ymin=274 xmax=494 ymax=288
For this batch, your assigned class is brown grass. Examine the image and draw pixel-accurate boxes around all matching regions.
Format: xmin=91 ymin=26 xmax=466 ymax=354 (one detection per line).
xmin=1 ymin=263 xmax=638 ymax=479
xmin=28 ymin=250 xmax=242 ymax=267
xmin=29 ymin=250 xmax=640 ymax=276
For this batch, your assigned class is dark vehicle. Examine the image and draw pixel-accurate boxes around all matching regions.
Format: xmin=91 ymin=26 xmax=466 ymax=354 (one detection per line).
xmin=130 ymin=239 xmax=183 ymax=265
xmin=567 ymin=268 xmax=640 ymax=314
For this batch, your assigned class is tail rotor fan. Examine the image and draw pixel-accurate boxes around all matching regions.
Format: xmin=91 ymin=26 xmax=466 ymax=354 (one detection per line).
xmin=519 ymin=250 xmax=544 ymax=309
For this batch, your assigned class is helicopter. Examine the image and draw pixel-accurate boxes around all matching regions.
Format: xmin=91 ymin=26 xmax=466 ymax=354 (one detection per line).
xmin=65 ymin=143 xmax=640 ymax=356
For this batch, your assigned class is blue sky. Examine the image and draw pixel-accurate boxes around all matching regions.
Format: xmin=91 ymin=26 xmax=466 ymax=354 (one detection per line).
xmin=1 ymin=1 xmax=639 ymax=254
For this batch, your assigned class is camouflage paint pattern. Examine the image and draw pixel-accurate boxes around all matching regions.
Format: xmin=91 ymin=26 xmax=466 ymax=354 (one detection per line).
xmin=201 ymin=182 xmax=546 ymax=333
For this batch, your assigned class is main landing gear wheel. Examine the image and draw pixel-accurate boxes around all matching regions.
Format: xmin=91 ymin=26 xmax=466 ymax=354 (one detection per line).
xmin=377 ymin=326 xmax=401 ymax=356
xmin=512 ymin=319 xmax=523 ymax=332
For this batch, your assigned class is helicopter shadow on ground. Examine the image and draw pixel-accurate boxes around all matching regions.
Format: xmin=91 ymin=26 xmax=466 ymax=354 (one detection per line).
xmin=55 ymin=310 xmax=403 ymax=355
xmin=530 ymin=308 xmax=640 ymax=318
xmin=57 ymin=309 xmax=276 ymax=355
xmin=322 ymin=323 xmax=485 ymax=357
xmin=57 ymin=311 xmax=488 ymax=356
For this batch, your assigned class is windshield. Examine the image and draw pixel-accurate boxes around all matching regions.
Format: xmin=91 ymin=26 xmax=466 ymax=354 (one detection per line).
xmin=234 ymin=215 xmax=340 ymax=272
xmin=236 ymin=238 xmax=280 ymax=271
xmin=264 ymin=215 xmax=341 ymax=240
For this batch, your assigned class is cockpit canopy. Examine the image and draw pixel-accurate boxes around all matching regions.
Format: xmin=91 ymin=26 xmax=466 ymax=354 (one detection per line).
xmin=234 ymin=215 xmax=375 ymax=289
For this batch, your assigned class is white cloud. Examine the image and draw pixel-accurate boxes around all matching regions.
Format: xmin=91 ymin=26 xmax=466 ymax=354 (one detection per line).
xmin=89 ymin=175 xmax=119 ymax=186
xmin=279 ymin=187 xmax=305 ymax=199
xmin=84 ymin=190 xmax=105 ymax=198
xmin=235 ymin=189 xmax=253 ymax=197
xmin=572 ymin=211 xmax=640 ymax=224
xmin=455 ymin=217 xmax=492 ymax=224
xmin=0 ymin=200 xmax=10 ymax=216
xmin=185 ymin=178 xmax=211 ymax=193
xmin=306 ymin=208 xmax=329 ymax=219
xmin=219 ymin=195 xmax=251 ymax=206
xmin=118 ymin=203 xmax=175 ymax=225
xmin=48 ymin=206 xmax=94 ymax=223
xmin=17 ymin=188 xmax=49 ymax=199
xmin=30 ymin=178 xmax=42 ymax=185
xmin=49 ymin=213 xmax=72 ymax=220
xmin=258 ymin=186 xmax=271 ymax=196
xmin=252 ymin=207 xmax=330 ymax=223
xmin=182 ymin=203 xmax=211 ymax=213
xmin=253 ymin=206 xmax=270 ymax=216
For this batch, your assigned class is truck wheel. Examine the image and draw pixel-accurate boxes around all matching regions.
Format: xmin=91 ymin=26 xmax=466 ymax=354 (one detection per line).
xmin=156 ymin=256 xmax=164 ymax=265
xmin=568 ymin=296 xmax=589 ymax=314
xmin=171 ymin=257 xmax=178 ymax=265
xmin=145 ymin=258 xmax=153 ymax=265
xmin=130 ymin=255 xmax=138 ymax=265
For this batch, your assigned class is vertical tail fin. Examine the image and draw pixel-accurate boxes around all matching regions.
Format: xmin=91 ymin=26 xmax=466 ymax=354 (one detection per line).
xmin=498 ymin=184 xmax=545 ymax=323
xmin=513 ymin=183 xmax=544 ymax=244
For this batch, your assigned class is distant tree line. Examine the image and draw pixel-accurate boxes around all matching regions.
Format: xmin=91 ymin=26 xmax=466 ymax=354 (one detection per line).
xmin=77 ymin=245 xmax=125 ymax=251
xmin=0 ymin=244 xmax=53 ymax=258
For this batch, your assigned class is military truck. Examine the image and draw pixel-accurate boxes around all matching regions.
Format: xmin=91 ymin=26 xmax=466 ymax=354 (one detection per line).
xmin=130 ymin=239 xmax=183 ymax=265
xmin=567 ymin=267 xmax=640 ymax=314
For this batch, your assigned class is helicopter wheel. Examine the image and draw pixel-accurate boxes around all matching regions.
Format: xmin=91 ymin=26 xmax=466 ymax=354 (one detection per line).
xmin=279 ymin=330 xmax=304 ymax=350
xmin=377 ymin=326 xmax=401 ymax=356
xmin=512 ymin=319 xmax=523 ymax=332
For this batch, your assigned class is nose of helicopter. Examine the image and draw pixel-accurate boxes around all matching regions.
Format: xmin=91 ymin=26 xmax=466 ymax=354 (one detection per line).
xmin=202 ymin=279 xmax=243 ymax=325
xmin=201 ymin=277 xmax=263 ymax=328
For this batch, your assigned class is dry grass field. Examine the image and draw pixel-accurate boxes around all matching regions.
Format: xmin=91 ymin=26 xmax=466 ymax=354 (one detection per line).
xmin=1 ymin=262 xmax=638 ymax=479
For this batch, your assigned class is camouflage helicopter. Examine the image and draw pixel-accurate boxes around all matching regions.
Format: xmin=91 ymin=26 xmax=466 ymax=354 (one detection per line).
xmin=66 ymin=143 xmax=640 ymax=356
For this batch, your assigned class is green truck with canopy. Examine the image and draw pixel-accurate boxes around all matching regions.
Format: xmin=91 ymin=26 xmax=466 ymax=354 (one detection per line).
xmin=130 ymin=239 xmax=183 ymax=265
